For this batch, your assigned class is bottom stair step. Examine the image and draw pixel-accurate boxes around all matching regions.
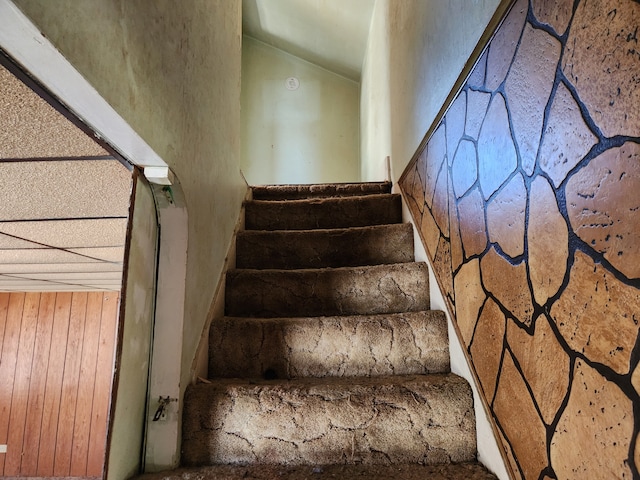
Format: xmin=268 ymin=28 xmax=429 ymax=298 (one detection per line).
xmin=133 ymin=462 xmax=497 ymax=479
xmin=182 ymin=374 xmax=476 ymax=467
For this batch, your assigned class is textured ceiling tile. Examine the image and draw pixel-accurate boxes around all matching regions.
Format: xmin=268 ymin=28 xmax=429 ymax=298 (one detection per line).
xmin=494 ymin=349 xmax=548 ymax=480
xmin=0 ymin=233 xmax=38 ymax=249
xmin=67 ymin=247 xmax=124 ymax=263
xmin=528 ymin=176 xmax=569 ymax=306
xmin=480 ymin=246 xmax=534 ymax=326
xmin=477 ymin=94 xmax=517 ymax=200
xmin=539 ymin=82 xmax=598 ymax=188
xmin=562 ymin=0 xmax=640 ymax=138
xmin=24 ymin=271 xmax=122 ymax=281
xmin=0 ymin=262 xmax=122 ymax=274
xmin=0 ymin=218 xmax=128 ymax=249
xmin=565 ymin=143 xmax=640 ymax=280
xmin=505 ymin=24 xmax=562 ymax=175
xmin=0 ymin=64 xmax=108 ymax=158
xmin=453 ymin=258 xmax=485 ymax=346
xmin=470 ymin=297 xmax=505 ymax=401
xmin=485 ymin=0 xmax=528 ymax=91
xmin=532 ymin=0 xmax=573 ymax=36
xmin=550 ymin=250 xmax=639 ymax=375
xmin=0 ymin=248 xmax=100 ymax=265
xmin=486 ymin=173 xmax=526 ymax=259
xmin=551 ymin=359 xmax=633 ymax=479
xmin=0 ymin=160 xmax=132 ymax=221
xmin=507 ymin=314 xmax=570 ymax=425
xmin=451 ymin=139 xmax=478 ymax=198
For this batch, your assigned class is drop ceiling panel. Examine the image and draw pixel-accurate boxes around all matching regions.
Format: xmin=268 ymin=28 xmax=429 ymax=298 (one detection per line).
xmin=67 ymin=247 xmax=125 ymax=263
xmin=0 ymin=262 xmax=123 ymax=274
xmin=0 ymin=248 xmax=106 ymax=265
xmin=0 ymin=218 xmax=128 ymax=248
xmin=0 ymin=233 xmax=40 ymax=249
xmin=0 ymin=160 xmax=131 ymax=221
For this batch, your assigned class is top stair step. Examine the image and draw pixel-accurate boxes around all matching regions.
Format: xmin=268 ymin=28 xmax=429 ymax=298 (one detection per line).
xmin=252 ymin=181 xmax=392 ymax=200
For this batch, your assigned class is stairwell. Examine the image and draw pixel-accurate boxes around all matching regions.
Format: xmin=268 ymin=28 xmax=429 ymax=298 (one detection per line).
xmin=140 ymin=182 xmax=497 ymax=479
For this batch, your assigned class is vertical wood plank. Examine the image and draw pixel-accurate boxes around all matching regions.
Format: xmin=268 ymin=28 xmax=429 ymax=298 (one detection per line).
xmin=53 ymin=291 xmax=88 ymax=476
xmin=70 ymin=291 xmax=103 ymax=476
xmin=0 ymin=292 xmax=25 ymax=476
xmin=4 ymin=292 xmax=39 ymax=476
xmin=87 ymin=292 xmax=119 ymax=477
xmin=0 ymin=293 xmax=10 ymax=358
xmin=20 ymin=292 xmax=56 ymax=475
xmin=37 ymin=292 xmax=72 ymax=476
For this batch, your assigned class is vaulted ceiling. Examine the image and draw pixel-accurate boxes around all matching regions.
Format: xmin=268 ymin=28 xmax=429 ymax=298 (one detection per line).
xmin=242 ymin=0 xmax=375 ymax=80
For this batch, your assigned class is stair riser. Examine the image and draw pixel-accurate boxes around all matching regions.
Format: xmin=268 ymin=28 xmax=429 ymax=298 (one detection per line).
xmin=182 ymin=376 xmax=476 ymax=466
xmin=244 ymin=194 xmax=402 ymax=230
xmin=225 ymin=263 xmax=430 ymax=318
xmin=209 ymin=312 xmax=449 ymax=378
xmin=236 ymin=224 xmax=414 ymax=269
xmin=251 ymin=182 xmax=391 ymax=200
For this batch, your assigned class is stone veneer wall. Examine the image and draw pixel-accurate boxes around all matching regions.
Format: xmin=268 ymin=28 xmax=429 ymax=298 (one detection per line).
xmin=399 ymin=0 xmax=640 ymax=478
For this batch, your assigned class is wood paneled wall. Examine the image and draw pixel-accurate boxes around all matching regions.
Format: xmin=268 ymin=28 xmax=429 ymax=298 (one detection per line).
xmin=0 ymin=291 xmax=119 ymax=478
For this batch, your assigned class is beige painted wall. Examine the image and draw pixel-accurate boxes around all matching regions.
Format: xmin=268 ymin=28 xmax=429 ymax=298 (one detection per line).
xmin=242 ymin=37 xmax=360 ymax=185
xmin=108 ymin=176 xmax=157 ymax=479
xmin=12 ymin=0 xmax=246 ymax=474
xmin=361 ymin=0 xmax=502 ymax=182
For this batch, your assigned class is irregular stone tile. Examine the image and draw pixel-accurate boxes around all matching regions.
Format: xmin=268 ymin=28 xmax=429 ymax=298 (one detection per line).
xmin=528 ymin=176 xmax=569 ymax=306
xmin=477 ymin=94 xmax=518 ymax=199
xmin=449 ymin=175 xmax=464 ymax=272
xmin=563 ymin=0 xmax=640 ymax=138
xmin=632 ymin=361 xmax=640 ymax=395
xmin=405 ymin=164 xmax=425 ymax=215
xmin=486 ymin=173 xmax=526 ymax=259
xmin=551 ymin=359 xmax=634 ymax=479
xmin=539 ymin=82 xmax=598 ymax=188
xmin=486 ymin=0 xmax=528 ymax=91
xmin=480 ymin=247 xmax=534 ymax=326
xmin=446 ymin=91 xmax=466 ymax=164
xmin=507 ymin=314 xmax=570 ymax=425
xmin=532 ymin=0 xmax=573 ymax=36
xmin=421 ymin=207 xmax=441 ymax=259
xmin=550 ymin=251 xmax=640 ymax=375
xmin=505 ymin=24 xmax=562 ymax=175
xmin=433 ymin=235 xmax=454 ymax=305
xmin=467 ymin=49 xmax=487 ymax=89
xmin=432 ymin=164 xmax=450 ymax=238
xmin=497 ymin=428 xmax=524 ymax=480
xmin=458 ymin=188 xmax=487 ymax=259
xmin=454 ymin=259 xmax=486 ymax=347
xmin=425 ymin=124 xmax=447 ymax=209
xmin=452 ymin=139 xmax=478 ymax=198
xmin=493 ymin=350 xmax=548 ymax=480
xmin=470 ymin=298 xmax=505 ymax=401
xmin=565 ymin=142 xmax=640 ymax=279
xmin=465 ymin=90 xmax=491 ymax=140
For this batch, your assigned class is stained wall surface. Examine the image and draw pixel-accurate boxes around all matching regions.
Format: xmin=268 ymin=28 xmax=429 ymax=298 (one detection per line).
xmin=12 ymin=2 xmax=247 ymax=470
xmin=400 ymin=0 xmax=640 ymax=478
xmin=242 ymin=37 xmax=360 ymax=185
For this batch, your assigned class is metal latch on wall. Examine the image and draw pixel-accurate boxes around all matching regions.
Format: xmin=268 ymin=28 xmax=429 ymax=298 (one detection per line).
xmin=152 ymin=395 xmax=177 ymax=421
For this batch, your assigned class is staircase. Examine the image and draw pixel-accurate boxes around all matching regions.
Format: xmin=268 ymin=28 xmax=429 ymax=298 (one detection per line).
xmin=138 ymin=182 xmax=496 ymax=479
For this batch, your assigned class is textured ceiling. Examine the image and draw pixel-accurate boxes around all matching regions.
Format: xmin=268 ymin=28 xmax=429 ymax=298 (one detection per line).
xmin=242 ymin=0 xmax=375 ymax=81
xmin=0 ymin=62 xmax=131 ymax=292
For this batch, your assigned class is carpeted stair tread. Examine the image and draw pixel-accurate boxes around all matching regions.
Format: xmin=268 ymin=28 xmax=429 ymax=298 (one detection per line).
xmin=182 ymin=374 xmax=476 ymax=467
xmin=225 ymin=263 xmax=430 ymax=318
xmin=236 ymin=223 xmax=414 ymax=269
xmin=209 ymin=311 xmax=449 ymax=379
xmin=251 ymin=181 xmax=392 ymax=200
xmin=244 ymin=194 xmax=402 ymax=230
xmin=132 ymin=462 xmax=497 ymax=479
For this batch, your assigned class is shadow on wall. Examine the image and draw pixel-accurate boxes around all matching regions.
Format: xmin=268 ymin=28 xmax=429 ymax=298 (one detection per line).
xmin=399 ymin=0 xmax=640 ymax=478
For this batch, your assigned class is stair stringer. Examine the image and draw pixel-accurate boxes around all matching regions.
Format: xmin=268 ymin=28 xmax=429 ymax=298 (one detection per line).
xmin=399 ymin=192 xmax=512 ymax=480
